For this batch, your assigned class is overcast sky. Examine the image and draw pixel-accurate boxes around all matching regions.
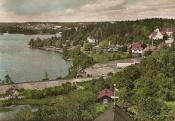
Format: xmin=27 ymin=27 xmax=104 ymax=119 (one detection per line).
xmin=0 ymin=0 xmax=174 ymax=22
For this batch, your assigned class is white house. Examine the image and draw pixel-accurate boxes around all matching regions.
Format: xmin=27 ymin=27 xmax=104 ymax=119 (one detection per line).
xmin=128 ymin=42 xmax=143 ymax=54
xmin=87 ymin=36 xmax=98 ymax=44
xmin=148 ymin=28 xmax=173 ymax=40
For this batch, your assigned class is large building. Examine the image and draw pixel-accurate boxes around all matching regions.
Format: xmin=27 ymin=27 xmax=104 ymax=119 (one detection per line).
xmin=148 ymin=28 xmax=173 ymax=40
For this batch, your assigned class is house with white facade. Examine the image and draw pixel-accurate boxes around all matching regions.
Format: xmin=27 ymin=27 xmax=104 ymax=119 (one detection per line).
xmin=128 ymin=42 xmax=143 ymax=54
xmin=148 ymin=28 xmax=173 ymax=40
xmin=87 ymin=36 xmax=98 ymax=44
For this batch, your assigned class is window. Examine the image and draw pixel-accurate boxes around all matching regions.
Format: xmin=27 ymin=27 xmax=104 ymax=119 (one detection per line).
xmin=103 ymin=99 xmax=108 ymax=103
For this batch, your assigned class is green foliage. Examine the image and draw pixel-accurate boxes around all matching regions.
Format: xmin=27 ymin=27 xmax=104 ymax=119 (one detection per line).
xmin=87 ymin=74 xmax=92 ymax=77
xmin=95 ymin=103 xmax=112 ymax=116
xmin=134 ymin=97 xmax=173 ymax=121
xmin=78 ymin=78 xmax=109 ymax=94
xmin=107 ymin=46 xmax=175 ymax=120
xmin=56 ymin=76 xmax=62 ymax=79
xmin=92 ymin=49 xmax=96 ymax=54
xmin=107 ymin=72 xmax=113 ymax=76
xmin=144 ymin=49 xmax=152 ymax=56
xmin=98 ymin=40 xmax=108 ymax=48
xmin=4 ymin=75 xmax=14 ymax=84
xmin=163 ymin=33 xmax=168 ymax=40
xmin=64 ymin=47 xmax=95 ymax=69
xmin=0 ymin=89 xmax=13 ymax=98
xmin=20 ymin=82 xmax=76 ymax=99
xmin=15 ymin=106 xmax=39 ymax=121
xmin=66 ymin=41 xmax=71 ymax=47
xmin=42 ymin=72 xmax=49 ymax=81
xmin=56 ymin=41 xmax=63 ymax=48
xmin=65 ymin=71 xmax=77 ymax=78
xmin=15 ymin=91 xmax=97 ymax=121
xmin=83 ymin=42 xmax=93 ymax=51
xmin=92 ymin=52 xmax=129 ymax=63
xmin=0 ymin=107 xmax=14 ymax=112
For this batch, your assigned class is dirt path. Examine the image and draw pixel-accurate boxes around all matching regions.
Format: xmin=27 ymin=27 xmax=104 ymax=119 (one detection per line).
xmin=0 ymin=77 xmax=96 ymax=94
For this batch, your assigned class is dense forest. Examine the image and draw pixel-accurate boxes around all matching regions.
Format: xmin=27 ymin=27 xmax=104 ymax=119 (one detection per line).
xmin=28 ymin=18 xmax=175 ymax=48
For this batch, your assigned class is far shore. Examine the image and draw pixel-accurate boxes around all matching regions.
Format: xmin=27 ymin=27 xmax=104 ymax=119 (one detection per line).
xmin=0 ymin=33 xmax=60 ymax=35
xmin=37 ymin=47 xmax=63 ymax=53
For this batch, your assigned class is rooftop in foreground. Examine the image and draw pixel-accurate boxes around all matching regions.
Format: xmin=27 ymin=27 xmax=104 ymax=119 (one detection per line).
xmin=94 ymin=104 xmax=134 ymax=121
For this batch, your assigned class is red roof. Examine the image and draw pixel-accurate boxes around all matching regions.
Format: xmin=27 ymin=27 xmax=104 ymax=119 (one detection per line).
xmin=97 ymin=88 xmax=114 ymax=99
xmin=160 ymin=31 xmax=166 ymax=35
xmin=159 ymin=28 xmax=173 ymax=32
xmin=149 ymin=32 xmax=157 ymax=37
xmin=130 ymin=42 xmax=143 ymax=50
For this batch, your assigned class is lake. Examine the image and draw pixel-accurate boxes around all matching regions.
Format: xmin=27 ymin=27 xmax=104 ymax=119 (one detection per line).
xmin=0 ymin=105 xmax=29 ymax=121
xmin=0 ymin=33 xmax=72 ymax=83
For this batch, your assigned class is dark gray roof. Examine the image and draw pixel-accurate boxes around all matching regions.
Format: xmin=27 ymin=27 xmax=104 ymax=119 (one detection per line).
xmin=94 ymin=104 xmax=134 ymax=121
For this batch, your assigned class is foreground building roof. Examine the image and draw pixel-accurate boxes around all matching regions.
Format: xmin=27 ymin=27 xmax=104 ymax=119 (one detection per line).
xmin=94 ymin=105 xmax=134 ymax=121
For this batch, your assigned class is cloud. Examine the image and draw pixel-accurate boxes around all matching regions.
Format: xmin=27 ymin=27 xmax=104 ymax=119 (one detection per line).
xmin=80 ymin=0 xmax=127 ymax=12
xmin=0 ymin=0 xmax=8 ymax=6
xmin=0 ymin=0 xmax=96 ymax=14
xmin=0 ymin=0 xmax=175 ymax=22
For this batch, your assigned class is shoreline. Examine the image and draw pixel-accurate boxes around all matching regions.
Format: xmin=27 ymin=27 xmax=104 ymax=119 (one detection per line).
xmin=37 ymin=47 xmax=63 ymax=53
xmin=0 ymin=33 xmax=60 ymax=35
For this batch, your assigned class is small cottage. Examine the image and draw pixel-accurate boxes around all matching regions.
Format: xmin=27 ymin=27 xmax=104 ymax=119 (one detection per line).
xmin=128 ymin=42 xmax=143 ymax=54
xmin=97 ymin=88 xmax=114 ymax=104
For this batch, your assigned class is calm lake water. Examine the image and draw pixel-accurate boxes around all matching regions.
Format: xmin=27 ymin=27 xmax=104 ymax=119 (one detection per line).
xmin=0 ymin=105 xmax=29 ymax=121
xmin=0 ymin=33 xmax=72 ymax=83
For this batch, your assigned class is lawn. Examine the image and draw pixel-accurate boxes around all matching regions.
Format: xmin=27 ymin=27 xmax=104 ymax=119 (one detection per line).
xmin=91 ymin=52 xmax=129 ymax=63
xmin=165 ymin=101 xmax=175 ymax=113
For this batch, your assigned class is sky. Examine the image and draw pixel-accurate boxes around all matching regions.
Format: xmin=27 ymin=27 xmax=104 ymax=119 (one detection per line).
xmin=0 ymin=0 xmax=175 ymax=22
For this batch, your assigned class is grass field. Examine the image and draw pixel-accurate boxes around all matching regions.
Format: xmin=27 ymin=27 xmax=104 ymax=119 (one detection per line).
xmin=91 ymin=52 xmax=129 ymax=63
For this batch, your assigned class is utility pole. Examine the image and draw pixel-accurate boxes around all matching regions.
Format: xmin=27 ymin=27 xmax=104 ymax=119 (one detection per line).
xmin=111 ymin=84 xmax=119 ymax=105
xmin=100 ymin=29 xmax=103 ymax=42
